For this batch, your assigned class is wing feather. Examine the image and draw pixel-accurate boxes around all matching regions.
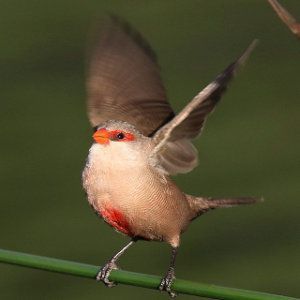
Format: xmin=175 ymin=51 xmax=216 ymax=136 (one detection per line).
xmin=86 ymin=16 xmax=174 ymax=136
xmin=150 ymin=40 xmax=258 ymax=175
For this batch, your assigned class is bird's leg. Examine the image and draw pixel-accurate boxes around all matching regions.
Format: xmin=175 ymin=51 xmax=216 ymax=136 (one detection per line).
xmin=96 ymin=239 xmax=136 ymax=287
xmin=159 ymin=246 xmax=178 ymax=298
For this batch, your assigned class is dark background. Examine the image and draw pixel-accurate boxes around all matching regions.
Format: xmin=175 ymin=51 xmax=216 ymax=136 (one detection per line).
xmin=0 ymin=1 xmax=299 ymax=299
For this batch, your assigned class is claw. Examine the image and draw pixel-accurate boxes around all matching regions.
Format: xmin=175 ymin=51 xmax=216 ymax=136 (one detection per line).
xmin=96 ymin=261 xmax=118 ymax=287
xmin=159 ymin=267 xmax=177 ymax=298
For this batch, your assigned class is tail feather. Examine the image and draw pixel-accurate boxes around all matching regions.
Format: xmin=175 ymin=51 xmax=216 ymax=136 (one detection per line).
xmin=186 ymin=195 xmax=262 ymax=218
xmin=203 ymin=197 xmax=262 ymax=209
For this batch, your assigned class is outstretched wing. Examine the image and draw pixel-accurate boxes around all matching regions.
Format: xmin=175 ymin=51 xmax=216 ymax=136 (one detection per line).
xmin=86 ymin=16 xmax=174 ymax=136
xmin=150 ymin=40 xmax=258 ymax=175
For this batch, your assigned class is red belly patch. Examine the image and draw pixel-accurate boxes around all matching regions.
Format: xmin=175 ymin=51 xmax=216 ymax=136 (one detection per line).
xmin=100 ymin=207 xmax=132 ymax=236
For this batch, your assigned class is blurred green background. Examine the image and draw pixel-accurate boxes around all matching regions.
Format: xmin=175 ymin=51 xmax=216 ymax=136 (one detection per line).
xmin=0 ymin=1 xmax=299 ymax=299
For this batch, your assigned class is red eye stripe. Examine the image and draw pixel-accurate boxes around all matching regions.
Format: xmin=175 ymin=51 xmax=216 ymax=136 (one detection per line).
xmin=109 ymin=130 xmax=135 ymax=142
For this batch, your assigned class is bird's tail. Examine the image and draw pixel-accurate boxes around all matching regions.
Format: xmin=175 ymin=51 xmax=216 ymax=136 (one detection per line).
xmin=186 ymin=195 xmax=262 ymax=219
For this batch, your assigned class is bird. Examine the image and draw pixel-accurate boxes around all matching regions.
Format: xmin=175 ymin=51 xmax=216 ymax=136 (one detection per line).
xmin=82 ymin=16 xmax=259 ymax=298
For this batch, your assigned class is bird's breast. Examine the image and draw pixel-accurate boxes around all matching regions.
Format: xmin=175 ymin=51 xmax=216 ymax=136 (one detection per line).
xmin=82 ymin=143 xmax=193 ymax=243
xmin=83 ymin=160 xmax=158 ymax=236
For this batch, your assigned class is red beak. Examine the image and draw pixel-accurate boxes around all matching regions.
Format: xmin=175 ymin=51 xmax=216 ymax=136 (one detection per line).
xmin=93 ymin=128 xmax=110 ymax=144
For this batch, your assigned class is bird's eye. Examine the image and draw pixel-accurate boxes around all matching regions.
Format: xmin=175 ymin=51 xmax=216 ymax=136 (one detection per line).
xmin=116 ymin=132 xmax=125 ymax=140
xmin=110 ymin=130 xmax=134 ymax=142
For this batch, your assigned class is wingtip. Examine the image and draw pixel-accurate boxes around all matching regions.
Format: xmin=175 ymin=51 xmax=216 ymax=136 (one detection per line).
xmin=104 ymin=14 xmax=159 ymax=63
xmin=238 ymin=39 xmax=259 ymax=67
xmin=214 ymin=39 xmax=258 ymax=87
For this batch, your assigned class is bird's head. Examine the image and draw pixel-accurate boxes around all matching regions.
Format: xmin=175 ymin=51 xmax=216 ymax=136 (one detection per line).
xmin=90 ymin=120 xmax=152 ymax=166
xmin=93 ymin=120 xmax=147 ymax=146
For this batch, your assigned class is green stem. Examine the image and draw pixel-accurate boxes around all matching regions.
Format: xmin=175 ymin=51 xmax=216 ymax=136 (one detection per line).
xmin=0 ymin=248 xmax=297 ymax=300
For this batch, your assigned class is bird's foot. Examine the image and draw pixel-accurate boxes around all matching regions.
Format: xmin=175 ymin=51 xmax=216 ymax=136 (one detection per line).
xmin=96 ymin=261 xmax=118 ymax=288
xmin=159 ymin=267 xmax=177 ymax=298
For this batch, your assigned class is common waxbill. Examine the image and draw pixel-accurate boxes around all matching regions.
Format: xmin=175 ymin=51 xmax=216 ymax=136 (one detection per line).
xmin=82 ymin=17 xmax=259 ymax=298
